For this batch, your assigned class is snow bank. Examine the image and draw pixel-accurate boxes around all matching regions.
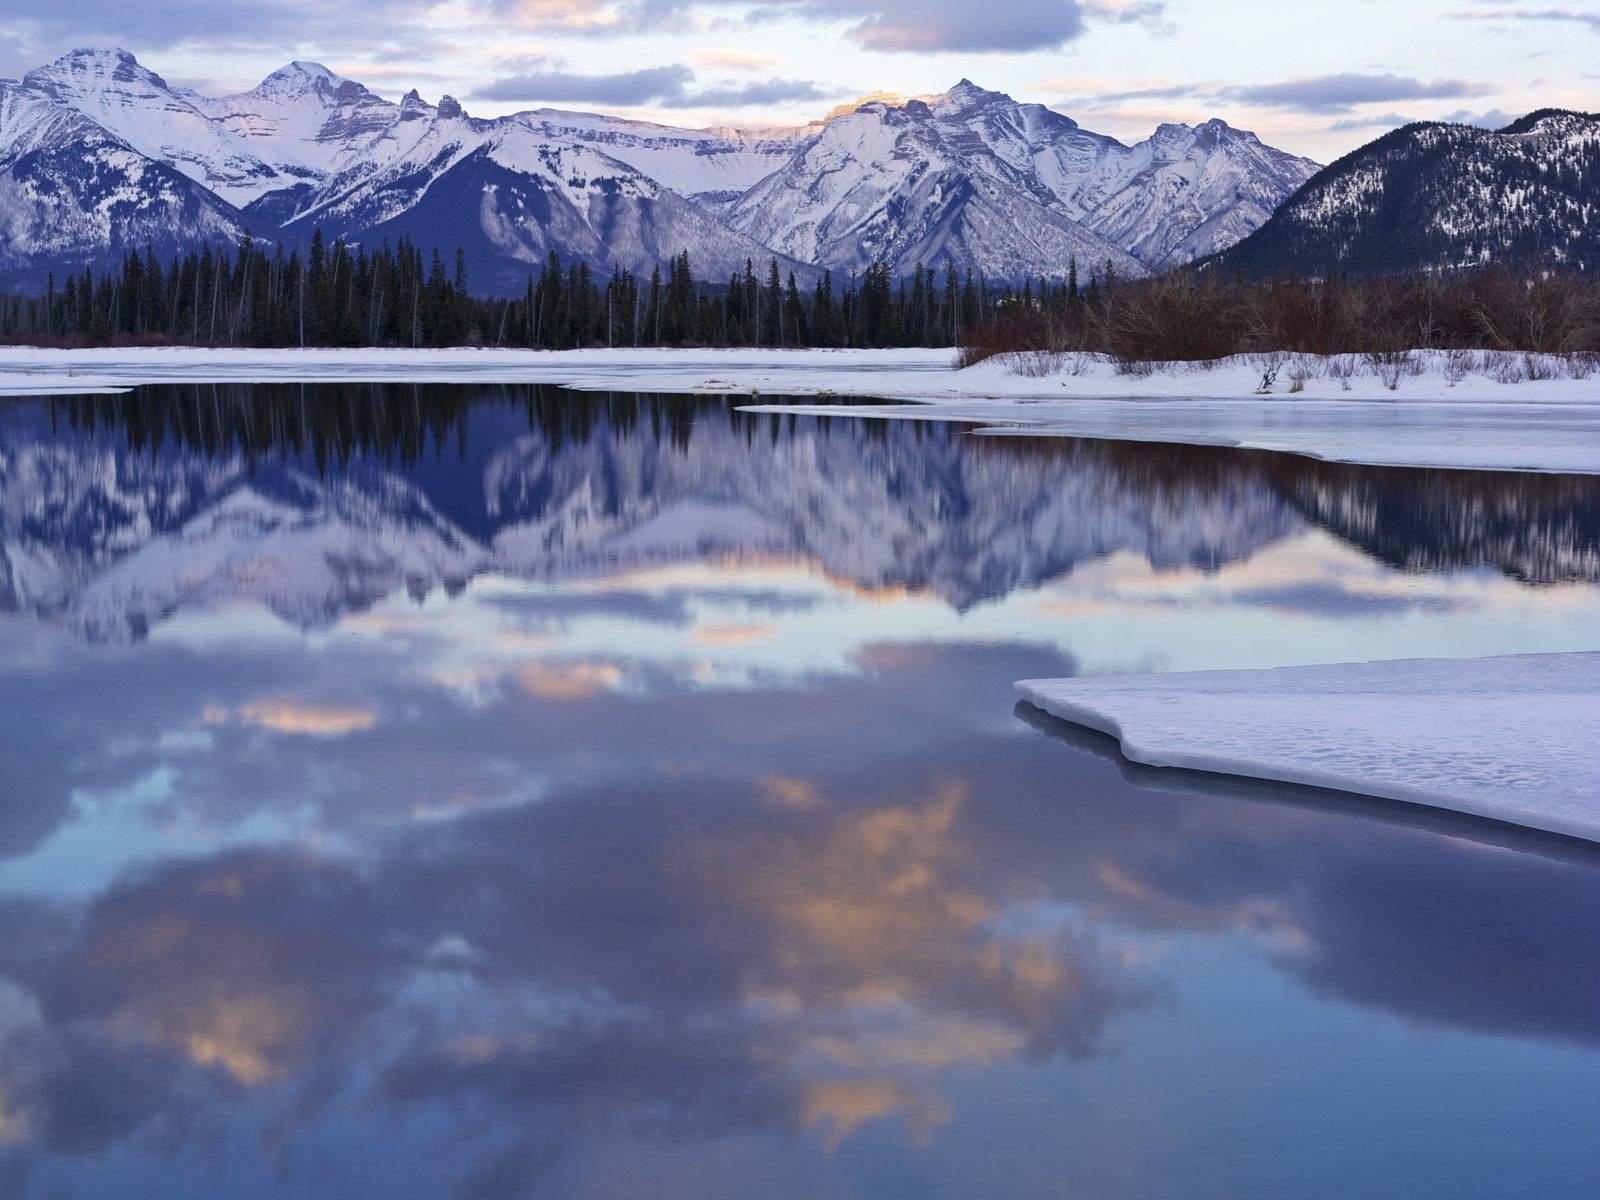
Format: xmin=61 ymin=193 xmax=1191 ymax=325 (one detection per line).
xmin=0 ymin=345 xmax=1596 ymax=474
xmin=1017 ymin=652 xmax=1600 ymax=843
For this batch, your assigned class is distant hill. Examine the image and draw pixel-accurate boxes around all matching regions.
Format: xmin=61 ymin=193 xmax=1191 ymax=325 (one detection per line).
xmin=1205 ymin=110 xmax=1600 ymax=277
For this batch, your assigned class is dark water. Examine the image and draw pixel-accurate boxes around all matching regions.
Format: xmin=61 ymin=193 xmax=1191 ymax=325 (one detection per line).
xmin=1 ymin=384 xmax=1598 ymax=1199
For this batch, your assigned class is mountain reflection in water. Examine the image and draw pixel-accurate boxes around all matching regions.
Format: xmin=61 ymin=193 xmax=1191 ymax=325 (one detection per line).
xmin=0 ymin=384 xmax=1596 ymax=1200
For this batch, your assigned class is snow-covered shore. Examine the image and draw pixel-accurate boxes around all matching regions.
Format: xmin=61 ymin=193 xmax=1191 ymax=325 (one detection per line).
xmin=0 ymin=345 xmax=1596 ymax=474
xmin=1017 ymin=653 xmax=1600 ymax=844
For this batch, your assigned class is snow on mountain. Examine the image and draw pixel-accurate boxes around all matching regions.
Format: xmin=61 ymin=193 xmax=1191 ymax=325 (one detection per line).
xmin=0 ymin=50 xmax=1323 ymax=289
xmin=20 ymin=48 xmax=295 ymax=208
xmin=0 ymin=77 xmax=244 ymax=280
xmin=1207 ymin=110 xmax=1600 ymax=276
xmin=1046 ymin=118 xmax=1321 ymax=268
xmin=727 ymin=82 xmax=1318 ymax=279
xmin=283 ymin=106 xmax=812 ymax=290
xmin=728 ymin=94 xmax=1147 ymax=280
xmin=513 ymin=109 xmax=810 ymax=206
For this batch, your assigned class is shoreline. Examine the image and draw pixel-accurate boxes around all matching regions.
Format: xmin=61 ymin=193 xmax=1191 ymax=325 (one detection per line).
xmin=1 ymin=345 xmax=1596 ymax=474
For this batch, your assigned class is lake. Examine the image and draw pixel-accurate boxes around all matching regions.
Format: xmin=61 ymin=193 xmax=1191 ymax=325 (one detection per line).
xmin=1 ymin=383 xmax=1598 ymax=1199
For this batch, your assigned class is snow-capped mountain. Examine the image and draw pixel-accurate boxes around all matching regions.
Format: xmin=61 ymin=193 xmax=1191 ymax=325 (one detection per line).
xmin=728 ymin=92 xmax=1148 ymax=281
xmin=0 ymin=75 xmax=244 ymax=279
xmin=512 ymin=110 xmax=809 ymax=207
xmin=1207 ymin=110 xmax=1600 ymax=276
xmin=0 ymin=49 xmax=1320 ymax=290
xmin=732 ymin=81 xmax=1317 ymax=277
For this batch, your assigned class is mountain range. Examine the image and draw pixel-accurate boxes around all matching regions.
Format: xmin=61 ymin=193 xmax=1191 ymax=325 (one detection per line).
xmin=0 ymin=49 xmax=1320 ymax=291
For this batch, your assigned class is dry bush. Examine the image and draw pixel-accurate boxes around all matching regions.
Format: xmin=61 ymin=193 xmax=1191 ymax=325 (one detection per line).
xmin=1007 ymin=348 xmax=1067 ymax=377
xmin=1484 ymin=351 xmax=1528 ymax=384
xmin=1442 ymin=348 xmax=1477 ymax=384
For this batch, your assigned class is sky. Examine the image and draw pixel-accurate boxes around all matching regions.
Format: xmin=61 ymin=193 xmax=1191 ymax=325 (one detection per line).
xmin=0 ymin=1 xmax=1597 ymax=159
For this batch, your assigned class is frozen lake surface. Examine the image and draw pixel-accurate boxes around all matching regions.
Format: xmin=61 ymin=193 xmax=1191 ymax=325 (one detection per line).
xmin=2 ymin=345 xmax=1597 ymax=473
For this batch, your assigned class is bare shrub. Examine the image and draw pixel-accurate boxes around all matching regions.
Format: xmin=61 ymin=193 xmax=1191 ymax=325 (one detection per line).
xmin=1325 ymin=355 xmax=1358 ymax=391
xmin=1284 ymin=354 xmax=1319 ymax=393
xmin=1442 ymin=348 xmax=1476 ymax=384
xmin=1522 ymin=352 xmax=1556 ymax=381
xmin=1566 ymin=351 xmax=1598 ymax=380
xmin=1364 ymin=349 xmax=1415 ymax=391
xmin=1484 ymin=351 xmax=1528 ymax=384
xmin=1006 ymin=348 xmax=1067 ymax=377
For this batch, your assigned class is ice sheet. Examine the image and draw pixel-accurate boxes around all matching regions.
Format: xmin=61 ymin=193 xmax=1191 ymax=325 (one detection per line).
xmin=1017 ymin=652 xmax=1600 ymax=843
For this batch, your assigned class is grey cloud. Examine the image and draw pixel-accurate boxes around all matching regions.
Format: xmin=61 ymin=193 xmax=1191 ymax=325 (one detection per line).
xmin=1 ymin=1 xmax=441 ymax=69
xmin=1227 ymin=72 xmax=1497 ymax=114
xmin=661 ymin=77 xmax=831 ymax=107
xmin=1456 ymin=6 xmax=1600 ymax=32
xmin=476 ymin=63 xmax=695 ymax=106
xmin=1441 ymin=107 xmax=1520 ymax=128
xmin=508 ymin=0 xmax=1139 ymax=54
xmin=1326 ymin=107 xmax=1521 ymax=132
xmin=477 ymin=59 xmax=832 ymax=108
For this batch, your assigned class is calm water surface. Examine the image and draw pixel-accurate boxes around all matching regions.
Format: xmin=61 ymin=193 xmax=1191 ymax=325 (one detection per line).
xmin=1 ymin=385 xmax=1598 ymax=1199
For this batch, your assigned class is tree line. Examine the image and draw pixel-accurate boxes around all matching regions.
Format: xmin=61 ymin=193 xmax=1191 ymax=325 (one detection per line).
xmin=0 ymin=231 xmax=1082 ymax=350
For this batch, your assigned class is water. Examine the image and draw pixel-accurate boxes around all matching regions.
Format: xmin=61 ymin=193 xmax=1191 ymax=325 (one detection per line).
xmin=1 ymin=384 xmax=1597 ymax=1199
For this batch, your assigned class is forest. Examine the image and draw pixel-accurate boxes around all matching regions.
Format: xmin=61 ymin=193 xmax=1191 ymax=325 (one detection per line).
xmin=0 ymin=230 xmax=1595 ymax=362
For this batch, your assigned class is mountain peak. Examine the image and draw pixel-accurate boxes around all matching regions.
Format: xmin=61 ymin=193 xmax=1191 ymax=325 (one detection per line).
xmin=252 ymin=60 xmax=356 ymax=99
xmin=935 ymin=79 xmax=1011 ymax=108
xmin=27 ymin=47 xmax=149 ymax=85
xmin=824 ymin=91 xmax=920 ymax=120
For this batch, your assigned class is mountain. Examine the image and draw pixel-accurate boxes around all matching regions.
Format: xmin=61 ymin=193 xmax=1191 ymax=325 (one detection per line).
xmin=1207 ymin=110 xmax=1600 ymax=277
xmin=727 ymin=82 xmax=1318 ymax=280
xmin=512 ymin=110 xmax=810 ymax=207
xmin=0 ymin=50 xmax=1320 ymax=291
xmin=0 ymin=75 xmax=245 ymax=280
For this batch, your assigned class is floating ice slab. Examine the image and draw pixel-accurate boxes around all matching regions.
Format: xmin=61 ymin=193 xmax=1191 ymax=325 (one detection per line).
xmin=0 ymin=346 xmax=1596 ymax=474
xmin=1017 ymin=652 xmax=1600 ymax=843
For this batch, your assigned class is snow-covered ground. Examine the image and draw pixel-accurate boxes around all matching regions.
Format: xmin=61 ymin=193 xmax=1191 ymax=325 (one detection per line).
xmin=0 ymin=345 xmax=1595 ymax=474
xmin=1017 ymin=653 xmax=1600 ymax=843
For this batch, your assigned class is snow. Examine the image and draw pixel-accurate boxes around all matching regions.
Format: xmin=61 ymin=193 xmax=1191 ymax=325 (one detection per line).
xmin=1 ymin=346 xmax=1596 ymax=475
xmin=1016 ymin=652 xmax=1600 ymax=843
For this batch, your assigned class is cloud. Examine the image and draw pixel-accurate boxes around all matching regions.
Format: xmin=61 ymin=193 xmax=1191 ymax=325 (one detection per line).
xmin=477 ymin=56 xmax=828 ymax=108
xmin=490 ymin=0 xmax=1154 ymax=54
xmin=1042 ymin=73 xmax=1503 ymax=122
xmin=1456 ymin=6 xmax=1600 ymax=33
xmin=476 ymin=61 xmax=696 ymax=105
xmin=1226 ymin=72 xmax=1497 ymax=114
xmin=662 ymin=77 xmax=830 ymax=107
xmin=688 ymin=49 xmax=780 ymax=71
xmin=1326 ymin=106 xmax=1520 ymax=132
